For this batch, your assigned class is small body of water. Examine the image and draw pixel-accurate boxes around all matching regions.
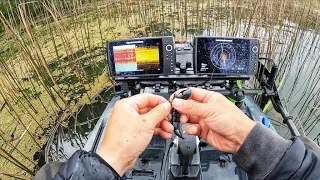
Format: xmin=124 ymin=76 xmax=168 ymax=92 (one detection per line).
xmin=266 ymin=26 xmax=320 ymax=141
xmin=33 ymin=87 xmax=114 ymax=169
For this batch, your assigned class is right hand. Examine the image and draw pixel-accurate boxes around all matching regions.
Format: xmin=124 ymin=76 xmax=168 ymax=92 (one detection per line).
xmin=171 ymin=88 xmax=255 ymax=153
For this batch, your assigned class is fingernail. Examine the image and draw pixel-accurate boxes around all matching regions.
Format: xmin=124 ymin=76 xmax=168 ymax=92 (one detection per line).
xmin=189 ymin=126 xmax=197 ymax=134
xmin=162 ymin=102 xmax=171 ymax=111
xmin=172 ymin=99 xmax=182 ymax=108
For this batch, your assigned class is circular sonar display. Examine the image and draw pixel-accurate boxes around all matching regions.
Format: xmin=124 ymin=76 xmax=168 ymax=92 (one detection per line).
xmin=211 ymin=43 xmax=237 ymax=70
xmin=197 ymin=38 xmax=250 ymax=74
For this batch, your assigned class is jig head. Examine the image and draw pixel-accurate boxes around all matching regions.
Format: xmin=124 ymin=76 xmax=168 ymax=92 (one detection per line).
xmin=172 ymin=88 xmax=192 ymax=139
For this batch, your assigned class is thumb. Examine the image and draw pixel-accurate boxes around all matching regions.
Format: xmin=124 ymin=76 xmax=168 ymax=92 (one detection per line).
xmin=142 ymin=102 xmax=171 ymax=128
xmin=172 ymin=99 xmax=211 ymax=117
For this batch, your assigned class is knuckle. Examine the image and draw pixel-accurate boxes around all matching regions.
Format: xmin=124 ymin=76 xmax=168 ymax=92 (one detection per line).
xmin=155 ymin=106 xmax=166 ymax=117
xmin=184 ymin=100 xmax=195 ymax=110
xmin=209 ymin=91 xmax=223 ymax=102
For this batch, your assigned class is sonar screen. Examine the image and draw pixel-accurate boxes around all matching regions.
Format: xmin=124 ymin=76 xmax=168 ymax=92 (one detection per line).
xmin=108 ymin=38 xmax=164 ymax=76
xmin=195 ymin=37 xmax=259 ymax=75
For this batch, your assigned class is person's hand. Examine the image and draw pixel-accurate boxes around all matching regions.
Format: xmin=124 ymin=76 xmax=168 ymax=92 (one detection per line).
xmin=171 ymin=88 xmax=255 ymax=153
xmin=97 ymin=93 xmax=173 ymax=176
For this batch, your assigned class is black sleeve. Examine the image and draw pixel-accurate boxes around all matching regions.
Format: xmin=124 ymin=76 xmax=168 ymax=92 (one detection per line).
xmin=54 ymin=150 xmax=121 ymax=180
xmin=265 ymin=137 xmax=320 ymax=180
xmin=233 ymin=123 xmax=320 ymax=180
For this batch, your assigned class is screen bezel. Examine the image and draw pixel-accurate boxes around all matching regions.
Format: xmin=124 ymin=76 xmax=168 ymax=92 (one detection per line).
xmin=194 ymin=36 xmax=257 ymax=76
xmin=107 ymin=37 xmax=165 ymax=77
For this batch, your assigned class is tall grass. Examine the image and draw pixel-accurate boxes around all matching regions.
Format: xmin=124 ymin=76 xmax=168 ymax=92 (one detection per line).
xmin=0 ymin=0 xmax=320 ymax=178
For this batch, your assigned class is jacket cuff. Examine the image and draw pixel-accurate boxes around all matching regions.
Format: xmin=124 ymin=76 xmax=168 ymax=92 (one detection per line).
xmin=93 ymin=152 xmax=122 ymax=178
xmin=233 ymin=123 xmax=291 ymax=180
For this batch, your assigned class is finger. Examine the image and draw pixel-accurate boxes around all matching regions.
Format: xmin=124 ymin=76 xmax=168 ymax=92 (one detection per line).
xmin=189 ymin=115 xmax=200 ymax=123
xmin=178 ymin=114 xmax=200 ymax=124
xmin=186 ymin=124 xmax=201 ymax=136
xmin=156 ymin=117 xmax=171 ymax=128
xmin=172 ymin=98 xmax=212 ymax=118
xmin=154 ymin=128 xmax=172 ymax=140
xmin=138 ymin=107 xmax=152 ymax=114
xmin=139 ymin=108 xmax=173 ymax=119
xmin=180 ymin=114 xmax=188 ymax=124
xmin=199 ymin=120 xmax=210 ymax=139
xmin=142 ymin=102 xmax=171 ymax=128
xmin=167 ymin=113 xmax=172 ymax=121
xmin=125 ymin=93 xmax=168 ymax=111
xmin=158 ymin=130 xmax=172 ymax=140
xmin=160 ymin=120 xmax=174 ymax=133
xmin=170 ymin=87 xmax=217 ymax=103
xmin=154 ymin=128 xmax=161 ymax=135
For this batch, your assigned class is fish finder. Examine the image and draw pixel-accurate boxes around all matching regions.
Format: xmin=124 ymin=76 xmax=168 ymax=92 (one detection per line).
xmin=108 ymin=36 xmax=259 ymax=79
xmin=194 ymin=36 xmax=259 ymax=75
xmin=107 ymin=36 xmax=175 ymax=77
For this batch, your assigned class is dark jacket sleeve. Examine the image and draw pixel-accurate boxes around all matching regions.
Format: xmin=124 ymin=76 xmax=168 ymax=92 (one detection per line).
xmin=54 ymin=150 xmax=121 ymax=180
xmin=233 ymin=123 xmax=320 ymax=180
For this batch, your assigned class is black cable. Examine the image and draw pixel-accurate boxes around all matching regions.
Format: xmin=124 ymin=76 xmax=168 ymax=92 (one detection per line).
xmin=258 ymin=57 xmax=274 ymax=62
xmin=160 ymin=141 xmax=174 ymax=178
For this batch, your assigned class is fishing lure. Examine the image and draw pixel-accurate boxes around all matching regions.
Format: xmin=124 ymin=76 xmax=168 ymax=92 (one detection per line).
xmin=172 ymin=88 xmax=192 ymax=139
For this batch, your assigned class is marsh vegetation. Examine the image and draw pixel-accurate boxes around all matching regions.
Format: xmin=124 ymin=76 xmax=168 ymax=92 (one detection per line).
xmin=0 ymin=0 xmax=320 ymax=178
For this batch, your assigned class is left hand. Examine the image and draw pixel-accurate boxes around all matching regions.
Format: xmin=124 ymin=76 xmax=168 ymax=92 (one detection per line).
xmin=97 ymin=93 xmax=173 ymax=176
